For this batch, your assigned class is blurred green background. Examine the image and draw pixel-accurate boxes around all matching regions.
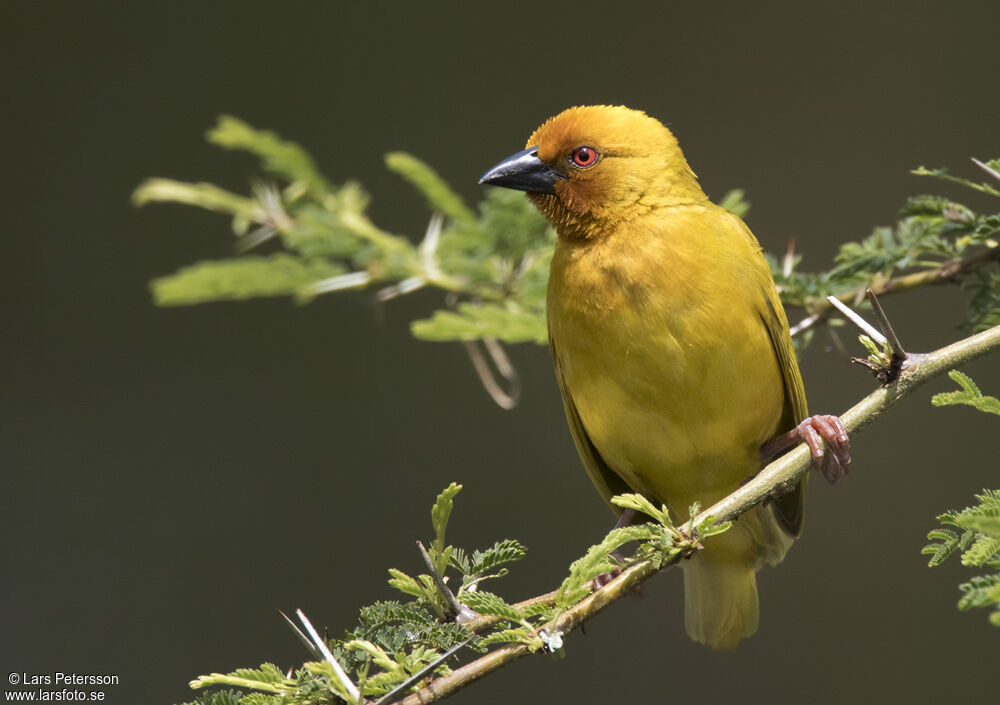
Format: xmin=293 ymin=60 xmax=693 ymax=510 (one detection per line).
xmin=3 ymin=2 xmax=999 ymax=703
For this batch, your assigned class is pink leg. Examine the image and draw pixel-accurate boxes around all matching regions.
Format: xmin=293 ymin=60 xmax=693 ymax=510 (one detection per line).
xmin=760 ymin=415 xmax=851 ymax=484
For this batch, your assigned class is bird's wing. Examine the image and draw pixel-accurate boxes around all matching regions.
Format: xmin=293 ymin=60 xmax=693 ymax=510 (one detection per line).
xmin=549 ymin=333 xmax=632 ymax=514
xmin=736 ymin=215 xmax=810 ymax=536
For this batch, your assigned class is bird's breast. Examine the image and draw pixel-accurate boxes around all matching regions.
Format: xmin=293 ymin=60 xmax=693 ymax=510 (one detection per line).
xmin=548 ymin=223 xmax=785 ymax=511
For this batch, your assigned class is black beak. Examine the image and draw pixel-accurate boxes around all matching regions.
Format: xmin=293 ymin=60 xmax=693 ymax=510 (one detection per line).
xmin=478 ymin=147 xmax=563 ymax=195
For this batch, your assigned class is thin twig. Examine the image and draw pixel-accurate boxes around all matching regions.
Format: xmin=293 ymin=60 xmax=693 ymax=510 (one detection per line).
xmin=789 ymin=244 xmax=1000 ymax=339
xmin=461 ymin=339 xmax=521 ymax=410
xmin=399 ymin=323 xmax=1000 ymax=705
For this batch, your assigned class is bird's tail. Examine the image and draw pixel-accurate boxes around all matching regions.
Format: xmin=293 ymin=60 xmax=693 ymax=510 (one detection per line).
xmin=682 ymin=557 xmax=759 ymax=649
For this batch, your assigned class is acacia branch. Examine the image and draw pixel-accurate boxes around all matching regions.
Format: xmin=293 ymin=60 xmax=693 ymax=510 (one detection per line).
xmin=399 ymin=322 xmax=1000 ymax=705
xmin=789 ymin=243 xmax=1000 ymax=337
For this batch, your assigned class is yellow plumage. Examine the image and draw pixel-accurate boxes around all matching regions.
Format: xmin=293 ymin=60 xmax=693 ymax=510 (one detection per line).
xmin=482 ymin=105 xmax=811 ymax=648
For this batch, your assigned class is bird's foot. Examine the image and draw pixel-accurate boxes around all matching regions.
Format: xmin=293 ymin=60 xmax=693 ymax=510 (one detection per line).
xmin=592 ymin=559 xmax=624 ymax=591
xmin=760 ymin=415 xmax=851 ymax=484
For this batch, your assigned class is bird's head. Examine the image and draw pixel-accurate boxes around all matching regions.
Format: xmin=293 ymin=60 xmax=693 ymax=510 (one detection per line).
xmin=479 ymin=105 xmax=706 ymax=239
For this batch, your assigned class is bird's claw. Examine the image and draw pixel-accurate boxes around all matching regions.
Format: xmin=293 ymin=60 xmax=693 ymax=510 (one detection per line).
xmin=796 ymin=415 xmax=851 ymax=483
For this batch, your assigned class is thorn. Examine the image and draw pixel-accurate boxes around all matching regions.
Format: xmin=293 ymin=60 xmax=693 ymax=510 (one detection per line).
xmin=295 ymin=609 xmax=361 ymax=703
xmin=419 ymin=213 xmax=445 ymax=280
xmin=828 ymin=294 xmax=906 ymax=384
xmin=235 ymin=224 xmax=278 ymax=253
xmin=782 ymin=240 xmax=796 ymax=278
xmin=300 ymin=271 xmax=372 ymax=297
xmin=416 ymin=541 xmax=481 ymax=624
xmin=278 ymin=609 xmax=320 ymax=659
xmin=972 ymin=157 xmax=1000 ymax=184
xmin=789 ymin=312 xmax=820 ymax=338
xmin=371 ymin=638 xmax=471 ymax=705
xmin=865 ymin=288 xmax=906 ymax=361
xmin=374 ymin=276 xmax=426 ymax=302
xmin=825 ymin=296 xmax=887 ymax=345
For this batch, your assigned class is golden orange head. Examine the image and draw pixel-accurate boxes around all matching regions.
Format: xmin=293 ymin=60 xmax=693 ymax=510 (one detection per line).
xmin=480 ymin=105 xmax=706 ymax=238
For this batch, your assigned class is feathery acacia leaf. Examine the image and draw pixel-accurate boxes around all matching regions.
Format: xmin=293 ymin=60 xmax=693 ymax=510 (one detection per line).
xmin=385 ymin=152 xmax=477 ymax=226
xmin=932 ymin=370 xmax=1000 ymax=415
xmin=411 ymin=303 xmax=547 ymax=344
xmin=208 ymin=115 xmax=333 ymax=199
xmin=177 ymin=690 xmax=244 ymax=705
xmin=924 ymin=476 xmax=1000 ymax=622
xmin=460 ymin=591 xmax=521 ymax=621
xmin=150 ymin=255 xmax=346 ymax=306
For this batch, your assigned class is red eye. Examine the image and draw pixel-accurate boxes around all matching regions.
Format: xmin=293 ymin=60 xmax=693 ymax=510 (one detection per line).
xmin=570 ymin=146 xmax=598 ymax=168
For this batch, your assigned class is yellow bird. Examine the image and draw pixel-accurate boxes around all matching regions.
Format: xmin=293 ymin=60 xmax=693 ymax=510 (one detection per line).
xmin=480 ymin=105 xmax=850 ymax=649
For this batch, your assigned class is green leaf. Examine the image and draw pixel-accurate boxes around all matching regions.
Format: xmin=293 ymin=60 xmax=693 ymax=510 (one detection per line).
xmin=133 ymin=178 xmax=260 ymax=221
xmin=960 ymin=534 xmax=1000 ymax=567
xmin=925 ymin=489 xmax=1000 ymax=626
xmin=208 ymin=116 xmax=333 ymax=198
xmin=555 ymin=524 xmax=662 ymax=609
xmin=430 ymin=483 xmax=462 ymax=572
xmin=435 ymin=188 xmax=553 ymax=291
xmin=150 ymin=255 xmax=346 ymax=306
xmin=460 ymin=590 xmax=521 ymax=621
xmin=412 ymin=303 xmax=547 ymax=344
xmin=238 ymin=694 xmax=286 ymax=705
xmin=958 ymin=575 xmax=1000 ymax=611
xmin=696 ymin=515 xmax=733 ymax=541
xmin=387 ymin=569 xmax=428 ymax=600
xmin=281 ymin=204 xmax=368 ymax=258
xmin=190 ymin=664 xmax=292 ymax=695
xmin=610 ymin=493 xmax=673 ymax=528
xmin=478 ymin=627 xmax=532 ymax=648
xmin=385 ymin=152 xmax=477 ymax=225
xmin=176 ymin=690 xmax=244 ymax=705
xmin=344 ymin=601 xmax=473 ymax=666
xmin=922 ymin=528 xmax=964 ymax=567
xmin=449 ymin=547 xmax=471 ymax=576
xmin=716 ymin=189 xmax=750 ymax=218
xmin=932 ymin=370 xmax=1000 ymax=415
xmin=467 ymin=539 xmax=527 ymax=576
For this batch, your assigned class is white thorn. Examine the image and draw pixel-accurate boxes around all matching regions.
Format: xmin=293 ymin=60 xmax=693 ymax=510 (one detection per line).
xmin=375 ymin=276 xmax=426 ymax=302
xmin=825 ymin=296 xmax=887 ymax=345
xmin=302 ymin=271 xmax=371 ymax=296
xmin=419 ymin=213 xmax=444 ymax=280
xmin=972 ymin=157 xmax=1000 ymax=184
xmin=789 ymin=312 xmax=820 ymax=338
xmin=296 ymin=609 xmax=361 ymax=703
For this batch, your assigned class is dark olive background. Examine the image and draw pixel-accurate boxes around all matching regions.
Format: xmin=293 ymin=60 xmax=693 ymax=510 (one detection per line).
xmin=3 ymin=2 xmax=1000 ymax=704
